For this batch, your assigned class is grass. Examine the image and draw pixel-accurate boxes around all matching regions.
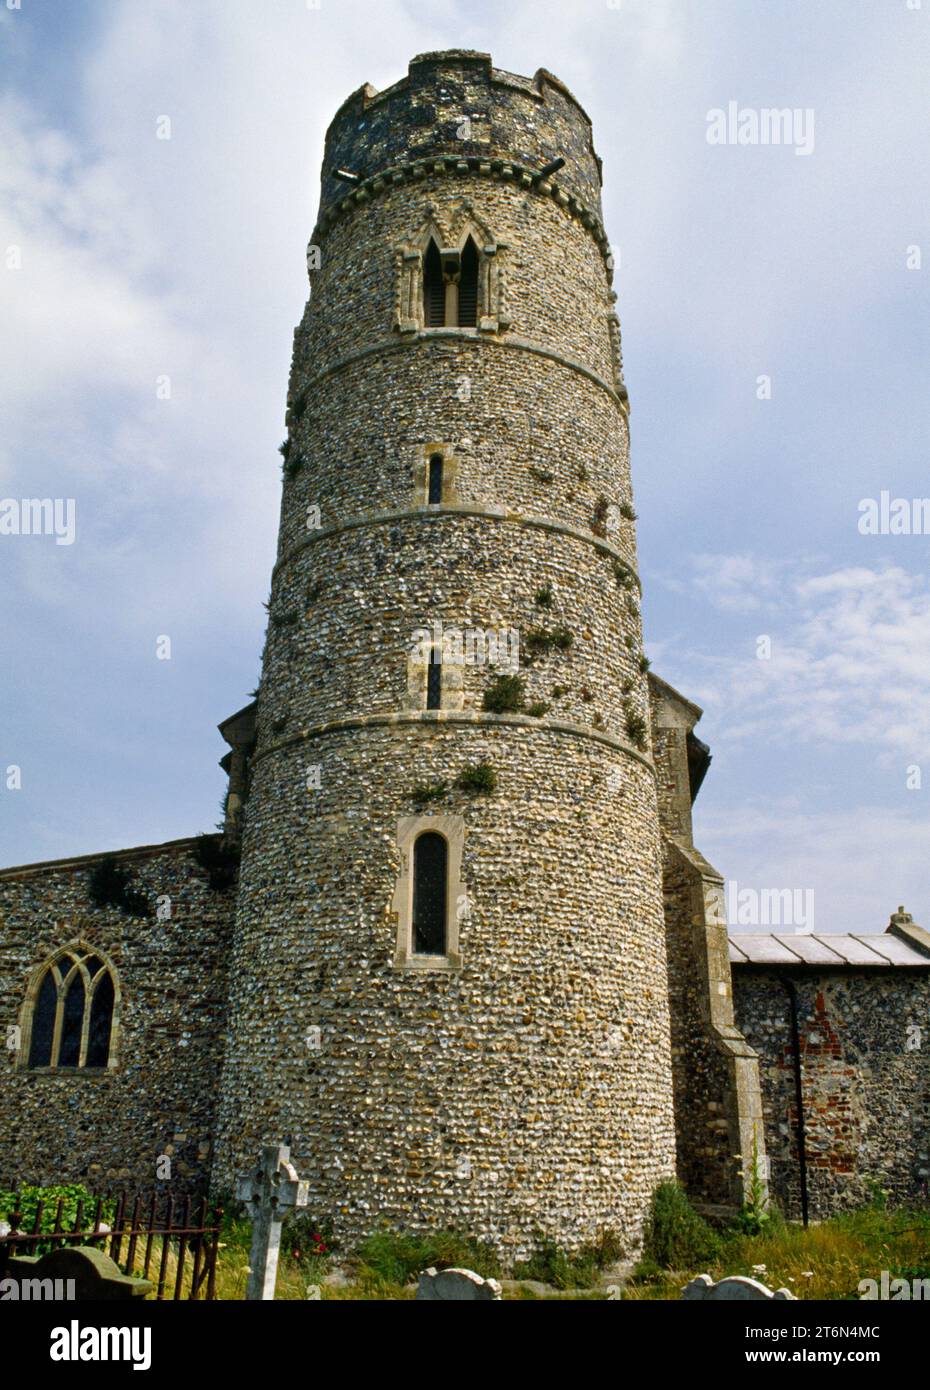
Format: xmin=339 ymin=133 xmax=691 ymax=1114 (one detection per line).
xmin=225 ymin=1200 xmax=930 ymax=1301
xmin=14 ymin=1188 xmax=923 ymax=1301
xmin=626 ymin=1202 xmax=930 ymax=1301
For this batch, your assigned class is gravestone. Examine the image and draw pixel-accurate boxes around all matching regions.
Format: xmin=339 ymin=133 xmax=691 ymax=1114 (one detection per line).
xmin=681 ymin=1273 xmax=797 ymax=1301
xmin=236 ymin=1142 xmax=309 ymax=1300
xmin=2 ymin=1245 xmax=151 ymax=1300
xmin=416 ymin=1266 xmax=503 ymax=1300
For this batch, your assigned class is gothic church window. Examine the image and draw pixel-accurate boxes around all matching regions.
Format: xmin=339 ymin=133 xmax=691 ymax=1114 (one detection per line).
xmin=422 ymin=235 xmax=481 ymax=328
xmin=24 ymin=947 xmax=117 ymax=1070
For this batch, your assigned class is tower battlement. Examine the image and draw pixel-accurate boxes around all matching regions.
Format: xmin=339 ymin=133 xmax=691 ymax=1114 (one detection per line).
xmin=318 ymin=50 xmax=604 ymax=227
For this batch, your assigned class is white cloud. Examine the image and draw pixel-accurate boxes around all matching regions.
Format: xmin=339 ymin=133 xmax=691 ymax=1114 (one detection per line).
xmin=699 ymin=799 xmax=928 ymax=936
xmin=680 ymin=559 xmax=930 ymax=763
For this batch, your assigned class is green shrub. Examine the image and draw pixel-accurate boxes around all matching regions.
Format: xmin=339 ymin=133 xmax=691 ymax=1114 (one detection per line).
xmin=535 ymin=584 xmax=553 ymax=609
xmin=641 ymin=1182 xmax=719 ymax=1271
xmin=482 ymin=675 xmax=525 ymax=713
xmin=527 ymin=702 xmax=550 ymax=718
xmin=457 ymin=762 xmax=497 ymax=795
xmin=619 ymin=501 xmax=637 ymax=521
xmin=0 ymin=1184 xmax=115 ymax=1234
xmin=270 ymin=610 xmax=299 ymax=629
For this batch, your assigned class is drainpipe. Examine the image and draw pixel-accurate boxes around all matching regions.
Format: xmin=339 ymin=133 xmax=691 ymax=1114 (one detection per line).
xmin=779 ymin=976 xmax=810 ymax=1228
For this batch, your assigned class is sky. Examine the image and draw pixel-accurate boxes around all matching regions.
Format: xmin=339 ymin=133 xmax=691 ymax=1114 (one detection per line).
xmin=0 ymin=0 xmax=927 ymax=933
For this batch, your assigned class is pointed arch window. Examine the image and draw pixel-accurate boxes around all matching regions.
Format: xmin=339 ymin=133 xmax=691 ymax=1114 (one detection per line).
xmin=398 ymin=217 xmax=507 ymax=336
xmin=423 ymin=239 xmax=445 ymax=327
xmin=412 ymin=831 xmax=448 ymax=955
xmin=421 ymin=235 xmax=482 ymax=329
xmin=25 ymin=947 xmax=117 ymax=1070
xmin=458 ymin=237 xmax=479 ymax=327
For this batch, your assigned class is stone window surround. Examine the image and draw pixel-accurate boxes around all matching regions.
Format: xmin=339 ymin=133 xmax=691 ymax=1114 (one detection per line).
xmin=391 ymin=815 xmax=465 ymax=971
xmin=396 ymin=204 xmax=508 ymax=335
xmin=413 ymin=440 xmax=458 ymax=508
xmin=17 ymin=938 xmax=121 ymax=1075
xmin=404 ymin=623 xmax=465 ymax=713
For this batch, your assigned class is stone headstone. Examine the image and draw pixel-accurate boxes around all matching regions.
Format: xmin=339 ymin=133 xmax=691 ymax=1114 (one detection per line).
xmin=416 ymin=1266 xmax=502 ymax=1300
xmin=681 ymin=1273 xmax=797 ymax=1301
xmin=235 ymin=1142 xmax=309 ymax=1300
xmin=3 ymin=1245 xmax=151 ymax=1300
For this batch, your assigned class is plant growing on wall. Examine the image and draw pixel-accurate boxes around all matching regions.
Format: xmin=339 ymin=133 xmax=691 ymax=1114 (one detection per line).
xmin=412 ymin=780 xmax=448 ymax=808
xmin=88 ymin=858 xmax=152 ymax=918
xmin=194 ymin=834 xmax=241 ymax=891
xmin=736 ymin=1127 xmax=773 ymax=1236
xmin=623 ymin=700 xmax=648 ymax=751
xmin=524 ymin=627 xmax=574 ymax=660
xmin=482 ymin=674 xmax=525 ymax=713
xmin=457 ymin=762 xmax=498 ymax=794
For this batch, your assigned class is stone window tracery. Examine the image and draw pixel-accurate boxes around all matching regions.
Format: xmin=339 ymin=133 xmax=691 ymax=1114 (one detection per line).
xmin=22 ymin=944 xmax=118 ymax=1070
xmin=396 ymin=205 xmax=509 ymax=334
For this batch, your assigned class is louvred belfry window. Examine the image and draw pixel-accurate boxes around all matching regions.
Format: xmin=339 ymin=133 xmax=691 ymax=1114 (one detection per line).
xmin=423 ymin=239 xmax=445 ymax=327
xmin=458 ymin=237 xmax=479 ymax=327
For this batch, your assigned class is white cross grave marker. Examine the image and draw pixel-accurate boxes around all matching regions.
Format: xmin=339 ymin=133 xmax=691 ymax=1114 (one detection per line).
xmin=235 ymin=1143 xmax=309 ymax=1300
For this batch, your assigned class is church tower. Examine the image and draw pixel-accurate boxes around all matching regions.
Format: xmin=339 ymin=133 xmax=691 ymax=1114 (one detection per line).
xmin=214 ymin=51 xmax=677 ymax=1262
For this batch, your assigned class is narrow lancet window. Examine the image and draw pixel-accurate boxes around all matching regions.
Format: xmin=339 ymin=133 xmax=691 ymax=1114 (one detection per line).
xmin=423 ymin=239 xmax=445 ymax=327
xmin=458 ymin=237 xmax=479 ymax=327
xmin=412 ymin=831 xmax=448 ymax=955
xmin=428 ymin=454 xmax=443 ymax=505
xmin=426 ymin=648 xmax=442 ymax=709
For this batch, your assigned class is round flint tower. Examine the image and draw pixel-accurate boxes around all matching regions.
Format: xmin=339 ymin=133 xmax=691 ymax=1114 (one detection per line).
xmin=215 ymin=50 xmax=676 ymax=1262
